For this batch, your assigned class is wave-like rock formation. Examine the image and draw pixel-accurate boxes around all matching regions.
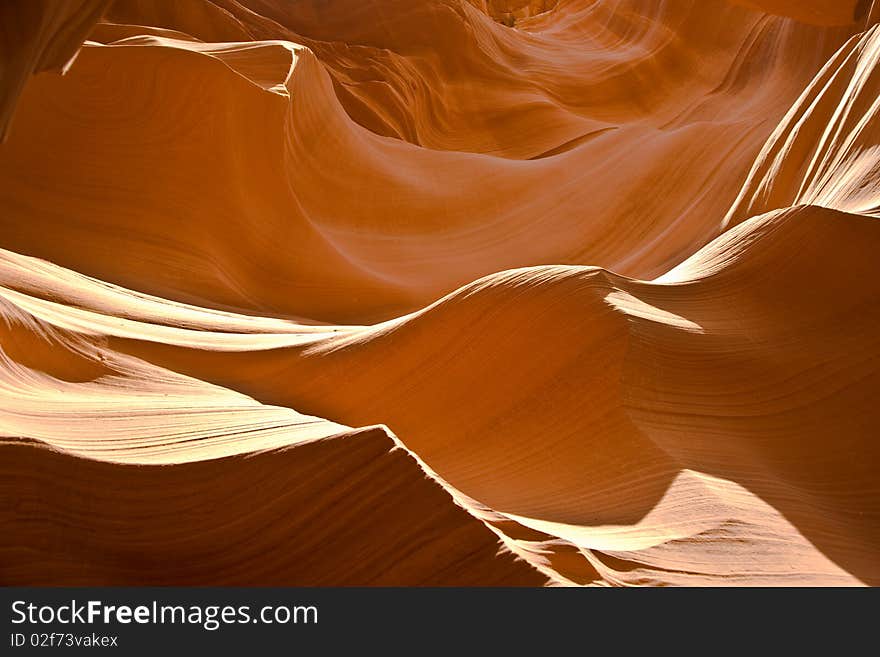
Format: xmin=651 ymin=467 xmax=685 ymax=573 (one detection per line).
xmin=1 ymin=0 xmax=878 ymax=586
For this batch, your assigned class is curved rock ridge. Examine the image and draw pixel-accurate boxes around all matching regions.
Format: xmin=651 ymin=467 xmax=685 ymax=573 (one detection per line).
xmin=725 ymin=22 xmax=880 ymax=226
xmin=1 ymin=0 xmax=878 ymax=586
xmin=1 ymin=436 xmax=542 ymax=585
xmin=0 ymin=0 xmax=110 ymax=140
xmin=0 ymin=1 xmax=858 ymax=323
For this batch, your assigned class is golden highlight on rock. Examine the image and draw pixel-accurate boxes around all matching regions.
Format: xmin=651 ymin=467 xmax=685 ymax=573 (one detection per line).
xmin=1 ymin=0 xmax=878 ymax=586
